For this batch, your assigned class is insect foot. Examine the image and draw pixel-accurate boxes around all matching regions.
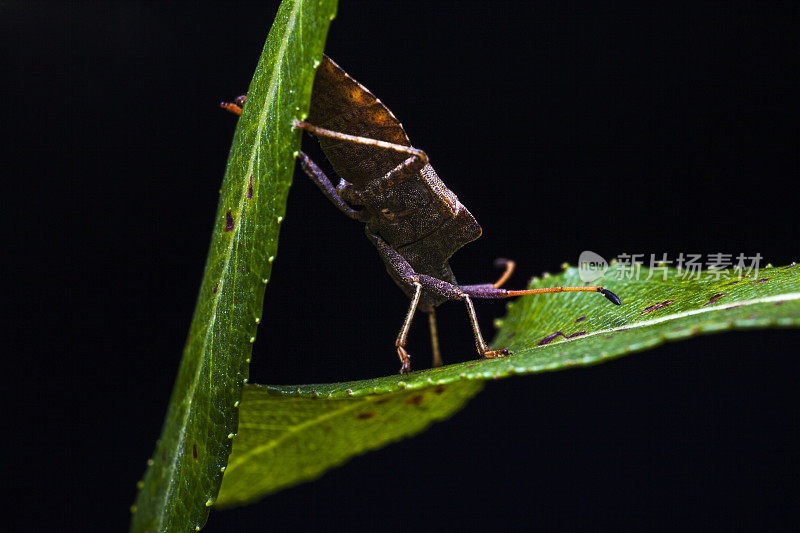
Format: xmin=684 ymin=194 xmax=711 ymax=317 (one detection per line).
xmin=481 ymin=348 xmax=510 ymax=359
xmin=219 ymin=96 xmax=246 ymax=116
xmin=598 ymin=287 xmax=622 ymax=305
xmin=397 ymin=346 xmax=412 ymax=374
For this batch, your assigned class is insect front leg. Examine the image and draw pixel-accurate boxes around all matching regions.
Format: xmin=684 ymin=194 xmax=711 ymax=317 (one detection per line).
xmin=296 ymin=152 xmax=361 ymax=220
xmin=293 ymin=121 xmax=428 ymax=166
xmin=221 ymin=102 xmax=361 ymax=220
xmin=293 ymin=121 xmax=432 ymax=199
xmin=219 ymin=95 xmax=247 ymax=115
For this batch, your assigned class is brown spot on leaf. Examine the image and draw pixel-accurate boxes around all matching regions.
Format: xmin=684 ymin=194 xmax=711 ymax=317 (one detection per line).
xmin=433 ymin=386 xmax=446 ymax=395
xmin=247 ymin=175 xmax=254 ymax=199
xmin=374 ymin=398 xmax=390 ymax=405
xmin=356 ymin=411 xmax=376 ymax=420
xmin=192 ymin=444 xmax=197 ymax=460
xmin=224 ymin=211 xmax=234 ymax=232
xmin=537 ymin=330 xmax=586 ymax=345
xmin=754 ymin=278 xmax=770 ymax=283
xmin=575 ymin=316 xmax=587 ymax=323
xmin=538 ymin=331 xmax=564 ymax=346
xmin=641 ymin=300 xmax=675 ymax=314
xmin=405 ymin=395 xmax=424 ymax=406
xmin=212 ymin=282 xmax=218 ymax=294
xmin=773 ymin=301 xmax=785 ymax=306
xmin=704 ymin=293 xmax=725 ymax=306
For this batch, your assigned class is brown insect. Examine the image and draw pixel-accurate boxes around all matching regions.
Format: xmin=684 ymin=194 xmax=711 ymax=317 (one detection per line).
xmin=222 ymin=55 xmax=620 ymax=373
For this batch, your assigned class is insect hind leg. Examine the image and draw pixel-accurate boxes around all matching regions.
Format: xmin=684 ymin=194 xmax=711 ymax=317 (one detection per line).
xmin=415 ymin=275 xmax=509 ymax=360
xmin=460 ymin=283 xmax=622 ymax=305
xmin=463 ymin=294 xmax=510 ymax=359
xmin=491 ymin=258 xmax=516 ymax=288
xmin=427 ymin=310 xmax=443 ymax=367
xmin=459 ymin=258 xmax=517 ymax=293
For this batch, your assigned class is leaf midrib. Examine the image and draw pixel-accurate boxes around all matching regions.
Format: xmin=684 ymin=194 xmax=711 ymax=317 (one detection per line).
xmin=526 ymin=292 xmax=800 ymax=349
xmin=225 ymin=399 xmax=365 ymax=472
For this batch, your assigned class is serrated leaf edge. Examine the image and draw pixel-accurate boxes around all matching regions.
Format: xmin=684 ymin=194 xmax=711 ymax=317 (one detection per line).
xmin=156 ymin=0 xmax=306 ymax=525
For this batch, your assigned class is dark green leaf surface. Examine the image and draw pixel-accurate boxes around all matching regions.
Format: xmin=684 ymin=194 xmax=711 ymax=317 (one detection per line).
xmin=216 ymin=264 xmax=798 ymax=506
xmin=216 ymin=380 xmax=483 ymax=508
xmin=130 ymin=1 xmax=336 ymax=531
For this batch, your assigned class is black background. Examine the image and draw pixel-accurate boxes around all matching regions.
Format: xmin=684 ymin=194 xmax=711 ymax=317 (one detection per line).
xmin=6 ymin=1 xmax=800 ymax=531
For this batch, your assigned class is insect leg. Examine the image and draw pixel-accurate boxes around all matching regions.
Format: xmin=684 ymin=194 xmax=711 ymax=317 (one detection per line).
xmin=463 ymin=294 xmax=510 ymax=359
xmin=459 ymin=258 xmax=517 ymax=292
xmin=294 ymin=121 xmax=438 ymax=204
xmin=366 ymin=230 xmax=426 ymax=373
xmin=349 ymin=154 xmax=429 ymax=203
xmin=427 ymin=310 xmax=443 ymax=367
xmin=223 ymin=106 xmax=363 ymax=220
xmin=395 ymin=282 xmax=423 ymax=374
xmin=296 ymin=152 xmax=360 ymax=220
xmin=219 ymin=95 xmax=247 ymax=115
xmin=419 ymin=273 xmax=621 ymax=358
xmin=293 ymin=121 xmax=428 ymax=166
xmin=492 ymin=258 xmax=516 ymax=288
xmin=460 ymin=283 xmax=622 ymax=305
xmin=505 ymin=286 xmax=621 ymax=304
xmin=413 ymin=275 xmax=509 ymax=359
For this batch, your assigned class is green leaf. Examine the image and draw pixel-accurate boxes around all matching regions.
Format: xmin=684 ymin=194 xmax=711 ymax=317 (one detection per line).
xmin=130 ymin=1 xmax=337 ymax=531
xmin=215 ymin=380 xmax=483 ymax=508
xmin=217 ymin=264 xmax=798 ymax=507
